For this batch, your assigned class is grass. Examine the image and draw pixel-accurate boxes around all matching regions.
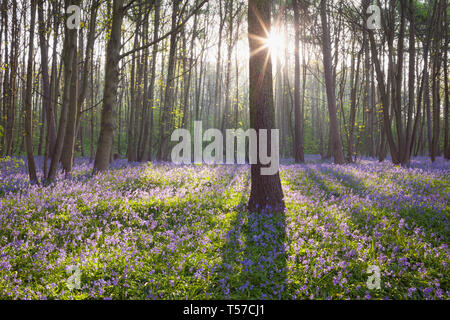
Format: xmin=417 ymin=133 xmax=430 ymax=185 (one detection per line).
xmin=0 ymin=158 xmax=448 ymax=299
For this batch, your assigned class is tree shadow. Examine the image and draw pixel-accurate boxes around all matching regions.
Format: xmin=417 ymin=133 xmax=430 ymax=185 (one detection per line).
xmin=207 ymin=200 xmax=288 ymax=299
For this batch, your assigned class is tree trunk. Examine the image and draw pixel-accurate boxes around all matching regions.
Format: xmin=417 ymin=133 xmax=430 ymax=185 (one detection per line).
xmin=38 ymin=0 xmax=57 ymax=176
xmin=404 ymin=0 xmax=415 ymax=165
xmin=430 ymin=0 xmax=443 ymax=162
xmin=25 ymin=0 xmax=38 ymax=183
xmin=444 ymin=1 xmax=449 ymax=159
xmin=93 ymin=0 xmax=125 ymax=173
xmin=293 ymin=0 xmax=304 ymax=163
xmin=145 ymin=0 xmax=161 ymax=161
xmin=61 ymin=0 xmax=80 ymax=176
xmin=247 ymin=0 xmax=285 ymax=212
xmin=347 ymin=46 xmax=361 ymax=163
xmin=157 ymin=0 xmax=179 ymax=161
xmin=5 ymin=0 xmax=18 ymax=156
xmin=320 ymin=0 xmax=345 ymax=164
xmin=1 ymin=0 xmax=9 ymax=156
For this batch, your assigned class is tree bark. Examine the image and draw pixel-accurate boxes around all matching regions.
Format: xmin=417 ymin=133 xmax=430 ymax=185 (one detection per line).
xmin=247 ymin=0 xmax=285 ymax=212
xmin=157 ymin=0 xmax=179 ymax=161
xmin=38 ymin=0 xmax=57 ymax=176
xmin=25 ymin=0 xmax=38 ymax=183
xmin=293 ymin=0 xmax=304 ymax=163
xmin=320 ymin=0 xmax=345 ymax=164
xmin=93 ymin=0 xmax=125 ymax=173
xmin=47 ymin=0 xmax=78 ymax=181
xmin=145 ymin=0 xmax=161 ymax=161
xmin=61 ymin=0 xmax=80 ymax=176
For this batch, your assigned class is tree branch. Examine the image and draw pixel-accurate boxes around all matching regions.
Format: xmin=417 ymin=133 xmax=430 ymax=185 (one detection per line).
xmin=119 ymin=0 xmax=208 ymax=60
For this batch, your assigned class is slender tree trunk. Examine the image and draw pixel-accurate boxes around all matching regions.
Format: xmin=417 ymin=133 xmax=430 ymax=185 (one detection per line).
xmin=181 ymin=2 xmax=198 ymax=129
xmin=61 ymin=0 xmax=80 ymax=176
xmin=430 ymin=0 xmax=443 ymax=162
xmin=25 ymin=0 xmax=38 ymax=183
xmin=213 ymin=1 xmax=225 ymax=129
xmin=144 ymin=0 xmax=161 ymax=161
xmin=348 ymin=47 xmax=361 ymax=163
xmin=38 ymin=0 xmax=57 ymax=176
xmin=368 ymin=30 xmax=399 ymax=163
xmin=157 ymin=0 xmax=179 ymax=161
xmin=138 ymin=12 xmax=150 ymax=162
xmin=5 ymin=0 xmax=18 ymax=156
xmin=320 ymin=0 xmax=345 ymax=164
xmin=1 ymin=0 xmax=9 ymax=156
xmin=0 ymin=0 xmax=4 ymax=155
xmin=404 ymin=0 xmax=415 ymax=165
xmin=444 ymin=2 xmax=449 ymax=159
xmin=75 ymin=0 xmax=98 ymax=136
xmin=89 ymin=57 xmax=95 ymax=162
xmin=422 ymin=0 xmax=437 ymax=161
xmin=47 ymin=0 xmax=78 ymax=181
xmin=127 ymin=20 xmax=139 ymax=162
xmin=293 ymin=0 xmax=304 ymax=163
xmin=221 ymin=0 xmax=234 ymax=134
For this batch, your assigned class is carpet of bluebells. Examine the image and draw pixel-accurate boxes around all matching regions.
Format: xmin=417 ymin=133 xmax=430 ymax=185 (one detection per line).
xmin=0 ymin=156 xmax=448 ymax=300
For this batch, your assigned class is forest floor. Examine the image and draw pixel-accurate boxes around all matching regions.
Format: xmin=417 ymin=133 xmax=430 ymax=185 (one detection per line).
xmin=0 ymin=157 xmax=448 ymax=299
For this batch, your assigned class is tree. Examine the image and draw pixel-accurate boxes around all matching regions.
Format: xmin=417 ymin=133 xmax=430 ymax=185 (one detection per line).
xmin=157 ymin=0 xmax=180 ymax=162
xmin=93 ymin=0 xmax=125 ymax=173
xmin=247 ymin=0 xmax=285 ymax=212
xmin=292 ymin=0 xmax=304 ymax=163
xmin=47 ymin=0 xmax=78 ymax=181
xmin=144 ymin=0 xmax=161 ymax=161
xmin=61 ymin=0 xmax=81 ymax=176
xmin=24 ymin=0 xmax=38 ymax=183
xmin=37 ymin=0 xmax=57 ymax=177
xmin=319 ymin=0 xmax=345 ymax=165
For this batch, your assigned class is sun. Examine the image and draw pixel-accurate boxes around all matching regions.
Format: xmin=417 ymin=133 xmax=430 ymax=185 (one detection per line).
xmin=265 ymin=29 xmax=286 ymax=61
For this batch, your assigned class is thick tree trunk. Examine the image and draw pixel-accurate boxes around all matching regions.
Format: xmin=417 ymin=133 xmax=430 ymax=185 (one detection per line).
xmin=247 ymin=0 xmax=285 ymax=212
xmin=93 ymin=0 xmax=124 ymax=173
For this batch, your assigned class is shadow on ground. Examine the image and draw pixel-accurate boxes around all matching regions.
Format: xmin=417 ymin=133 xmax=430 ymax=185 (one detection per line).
xmin=207 ymin=205 xmax=288 ymax=299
